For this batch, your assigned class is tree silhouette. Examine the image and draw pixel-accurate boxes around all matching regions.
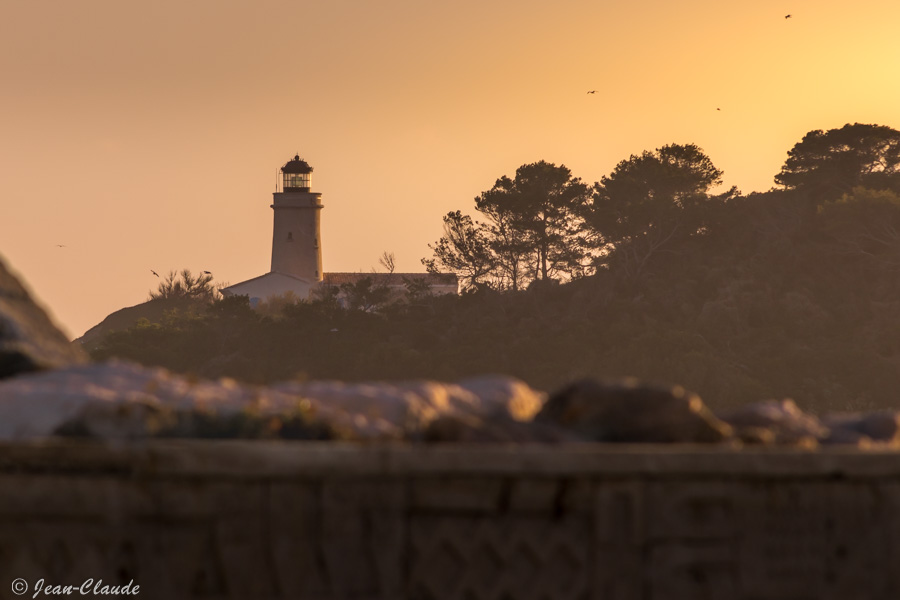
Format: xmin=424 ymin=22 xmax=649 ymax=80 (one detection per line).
xmin=426 ymin=162 xmax=592 ymax=291
xmin=378 ymin=251 xmax=396 ymax=274
xmin=149 ymin=269 xmax=218 ymax=302
xmin=423 ymin=211 xmax=496 ymax=291
xmin=476 ymin=161 xmax=591 ymax=284
xmin=775 ymin=123 xmax=900 ymax=199
xmin=586 ymin=143 xmax=734 ymax=278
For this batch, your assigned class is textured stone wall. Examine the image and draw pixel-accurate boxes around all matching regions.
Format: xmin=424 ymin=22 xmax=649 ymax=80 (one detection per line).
xmin=0 ymin=441 xmax=898 ymax=600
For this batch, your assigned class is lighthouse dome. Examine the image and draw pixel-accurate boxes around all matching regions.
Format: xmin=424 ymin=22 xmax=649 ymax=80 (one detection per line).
xmin=282 ymin=155 xmax=313 ymax=174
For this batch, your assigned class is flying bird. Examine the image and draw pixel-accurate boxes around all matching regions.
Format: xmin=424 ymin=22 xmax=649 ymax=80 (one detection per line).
xmin=717 ymin=108 xmax=721 ymax=111
xmin=151 ymin=270 xmax=159 ymax=277
xmin=587 ymin=90 xmax=597 ymax=94
xmin=202 ymin=270 xmax=212 ymax=275
xmin=785 ymin=14 xmax=792 ymax=19
xmin=55 ymin=244 xmax=66 ymax=248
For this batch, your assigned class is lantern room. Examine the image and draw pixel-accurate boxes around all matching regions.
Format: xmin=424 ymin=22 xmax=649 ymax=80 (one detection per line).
xmin=281 ymin=154 xmax=313 ymax=192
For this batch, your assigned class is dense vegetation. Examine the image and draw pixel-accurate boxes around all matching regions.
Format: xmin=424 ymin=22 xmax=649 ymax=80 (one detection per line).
xmin=88 ymin=123 xmax=900 ymax=413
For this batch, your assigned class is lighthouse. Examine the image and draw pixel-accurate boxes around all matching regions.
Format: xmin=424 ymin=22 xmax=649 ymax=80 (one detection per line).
xmin=270 ymin=155 xmax=323 ymax=281
xmin=220 ymin=153 xmax=458 ymax=304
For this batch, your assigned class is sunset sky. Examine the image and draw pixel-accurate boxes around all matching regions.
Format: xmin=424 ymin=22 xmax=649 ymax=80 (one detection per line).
xmin=2 ymin=0 xmax=899 ymax=338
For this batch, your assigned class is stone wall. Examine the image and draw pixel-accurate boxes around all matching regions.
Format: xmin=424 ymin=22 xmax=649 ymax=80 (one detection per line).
xmin=0 ymin=441 xmax=898 ymax=599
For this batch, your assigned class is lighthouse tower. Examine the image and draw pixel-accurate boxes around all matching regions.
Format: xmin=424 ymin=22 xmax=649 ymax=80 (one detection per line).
xmin=220 ymin=152 xmax=458 ymax=304
xmin=271 ymin=155 xmax=323 ymax=281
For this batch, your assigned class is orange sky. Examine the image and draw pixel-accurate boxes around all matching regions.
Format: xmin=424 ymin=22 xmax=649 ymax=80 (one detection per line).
xmin=2 ymin=0 xmax=899 ymax=338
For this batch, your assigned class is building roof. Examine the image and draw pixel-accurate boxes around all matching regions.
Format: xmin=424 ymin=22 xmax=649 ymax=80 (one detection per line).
xmin=220 ymin=271 xmax=316 ymax=299
xmin=281 ymin=155 xmax=313 ymax=174
xmin=322 ymin=272 xmax=458 ymax=287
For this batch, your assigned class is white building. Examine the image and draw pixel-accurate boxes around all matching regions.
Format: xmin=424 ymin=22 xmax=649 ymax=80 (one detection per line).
xmin=221 ymin=155 xmax=457 ymax=304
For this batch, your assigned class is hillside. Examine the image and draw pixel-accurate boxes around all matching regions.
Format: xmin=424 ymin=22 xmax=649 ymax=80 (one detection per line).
xmin=77 ymin=296 xmax=209 ymax=352
xmin=84 ymin=187 xmax=900 ymax=414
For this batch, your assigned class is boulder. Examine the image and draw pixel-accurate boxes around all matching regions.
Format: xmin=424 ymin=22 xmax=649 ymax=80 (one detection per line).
xmin=0 ymin=361 xmax=328 ymax=440
xmin=821 ymin=411 xmax=900 ymax=446
xmin=715 ymin=400 xmax=827 ymax=447
xmin=820 ymin=426 xmax=873 ymax=447
xmin=273 ymin=374 xmax=546 ymax=441
xmin=535 ymin=378 xmax=733 ymax=443
xmin=0 ymin=255 xmax=86 ymax=378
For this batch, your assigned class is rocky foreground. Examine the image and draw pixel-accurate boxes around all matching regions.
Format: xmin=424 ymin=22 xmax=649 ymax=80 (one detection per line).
xmin=2 ymin=254 xmax=899 ymax=446
xmin=1 ymin=361 xmax=898 ymax=447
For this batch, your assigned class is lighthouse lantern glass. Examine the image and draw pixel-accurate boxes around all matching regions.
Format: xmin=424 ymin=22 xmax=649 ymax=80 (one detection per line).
xmin=284 ymin=172 xmax=311 ymax=191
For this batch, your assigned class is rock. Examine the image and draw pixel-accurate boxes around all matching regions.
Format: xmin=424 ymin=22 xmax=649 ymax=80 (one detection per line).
xmin=0 ymin=361 xmax=308 ymax=440
xmin=0 ymin=361 xmax=336 ymax=440
xmin=820 ymin=426 xmax=873 ymax=447
xmin=453 ymin=375 xmax=545 ymax=422
xmin=716 ymin=400 xmax=827 ymax=446
xmin=821 ymin=411 xmax=900 ymax=446
xmin=274 ymin=375 xmax=546 ymax=441
xmin=0 ymin=362 xmax=547 ymax=442
xmin=535 ymin=378 xmax=733 ymax=443
xmin=0 ymin=255 xmax=87 ymax=378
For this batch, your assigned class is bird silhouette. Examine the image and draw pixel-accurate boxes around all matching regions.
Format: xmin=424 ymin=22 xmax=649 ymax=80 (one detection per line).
xmin=587 ymin=90 xmax=597 ymax=94
xmin=55 ymin=244 xmax=66 ymax=248
xmin=785 ymin=14 xmax=792 ymax=19
xmin=717 ymin=108 xmax=721 ymax=111
xmin=202 ymin=270 xmax=212 ymax=275
xmin=151 ymin=270 xmax=159 ymax=277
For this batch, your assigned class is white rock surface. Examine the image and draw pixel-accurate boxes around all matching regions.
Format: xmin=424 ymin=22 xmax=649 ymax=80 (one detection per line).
xmin=274 ymin=375 xmax=545 ymax=439
xmin=0 ymin=361 xmax=545 ymax=440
